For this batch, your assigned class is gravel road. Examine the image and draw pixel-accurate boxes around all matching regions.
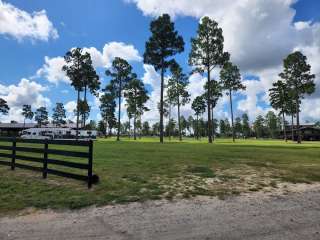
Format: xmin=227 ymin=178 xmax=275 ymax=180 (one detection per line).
xmin=1 ymin=184 xmax=320 ymax=240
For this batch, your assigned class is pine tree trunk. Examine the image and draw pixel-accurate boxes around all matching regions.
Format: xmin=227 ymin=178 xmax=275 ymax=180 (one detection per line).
xmin=168 ymin=104 xmax=171 ymax=141
xmin=76 ymin=90 xmax=80 ymax=140
xmin=128 ymin=117 xmax=131 ymax=139
xmin=139 ymin=115 xmax=142 ymax=139
xmin=207 ymin=66 xmax=212 ymax=143
xmin=196 ymin=115 xmax=199 ymax=140
xmin=282 ymin=111 xmax=287 ymax=142
xmin=291 ymin=114 xmax=294 ymax=141
xmin=134 ymin=114 xmax=137 ymax=140
xmin=83 ymin=86 xmax=87 ymax=128
xmin=117 ymin=86 xmax=121 ymax=141
xmin=229 ymin=90 xmax=235 ymax=142
xmin=178 ymin=97 xmax=182 ymax=141
xmin=296 ymin=99 xmax=301 ymax=144
xmin=159 ymin=66 xmax=164 ymax=143
xmin=211 ymin=104 xmax=215 ymax=142
xmin=105 ymin=121 xmax=108 ymax=138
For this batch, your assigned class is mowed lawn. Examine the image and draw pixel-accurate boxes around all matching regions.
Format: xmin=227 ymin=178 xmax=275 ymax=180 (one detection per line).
xmin=0 ymin=137 xmax=320 ymax=215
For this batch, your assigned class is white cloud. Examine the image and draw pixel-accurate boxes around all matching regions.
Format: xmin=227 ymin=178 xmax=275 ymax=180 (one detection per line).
xmin=128 ymin=0 xmax=303 ymax=72
xmin=128 ymin=0 xmax=320 ymax=123
xmin=102 ymin=42 xmax=142 ymax=68
xmin=0 ymin=78 xmax=50 ymax=122
xmin=84 ymin=42 xmax=142 ymax=68
xmin=65 ymin=101 xmax=76 ymax=113
xmin=36 ymin=56 xmax=69 ymax=85
xmin=0 ymin=0 xmax=58 ymax=41
xmin=237 ymin=80 xmax=270 ymax=120
xmin=37 ymin=42 xmax=142 ymax=85
xmin=139 ymin=64 xmax=161 ymax=123
xmin=83 ymin=47 xmax=105 ymax=68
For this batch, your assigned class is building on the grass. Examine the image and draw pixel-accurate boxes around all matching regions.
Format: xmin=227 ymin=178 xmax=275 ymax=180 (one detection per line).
xmin=281 ymin=124 xmax=320 ymax=141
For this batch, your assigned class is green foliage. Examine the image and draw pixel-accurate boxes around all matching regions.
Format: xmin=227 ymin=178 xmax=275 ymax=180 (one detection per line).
xmin=264 ymin=111 xmax=281 ymax=139
xmin=152 ymin=122 xmax=160 ymax=136
xmin=125 ymin=77 xmax=149 ymax=139
xmin=100 ymin=83 xmax=117 ymax=136
xmin=52 ymin=103 xmax=66 ymax=126
xmin=85 ymin=120 xmax=97 ymax=130
xmin=106 ymin=57 xmax=135 ymax=141
xmin=22 ymin=104 xmax=33 ymax=123
xmin=144 ymin=14 xmax=184 ymax=143
xmin=234 ymin=117 xmax=242 ymax=137
xmin=97 ymin=120 xmax=106 ymax=136
xmin=189 ymin=16 xmax=229 ymax=143
xmin=220 ymin=62 xmax=244 ymax=92
xmin=167 ymin=62 xmax=190 ymax=140
xmin=62 ymin=48 xmax=99 ymax=133
xmin=35 ymin=107 xmax=48 ymax=127
xmin=0 ymin=98 xmax=9 ymax=115
xmin=279 ymin=51 xmax=315 ymax=143
xmin=202 ymin=80 xmax=222 ymax=108
xmin=253 ymin=115 xmax=265 ymax=138
xmin=189 ymin=16 xmax=229 ymax=74
xmin=191 ymin=96 xmax=206 ymax=116
xmin=220 ymin=119 xmax=231 ymax=137
xmin=191 ymin=96 xmax=206 ymax=139
xmin=165 ymin=118 xmax=176 ymax=138
xmin=280 ymin=51 xmax=315 ymax=100
xmin=242 ymin=113 xmax=251 ymax=138
xmin=220 ymin=62 xmax=245 ymax=142
xmin=167 ymin=62 xmax=190 ymax=107
xmin=144 ymin=14 xmax=184 ymax=71
xmin=269 ymin=80 xmax=292 ymax=115
xmin=76 ymin=100 xmax=90 ymax=124
xmin=62 ymin=48 xmax=90 ymax=92
xmin=142 ymin=121 xmax=150 ymax=136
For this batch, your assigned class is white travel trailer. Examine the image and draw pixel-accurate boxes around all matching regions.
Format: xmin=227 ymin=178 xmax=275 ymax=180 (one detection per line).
xmin=20 ymin=128 xmax=97 ymax=140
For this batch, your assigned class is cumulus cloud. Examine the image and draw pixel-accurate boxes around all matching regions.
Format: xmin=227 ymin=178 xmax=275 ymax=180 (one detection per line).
xmin=0 ymin=78 xmax=50 ymax=122
xmin=65 ymin=100 xmax=76 ymax=113
xmin=36 ymin=56 xmax=69 ymax=85
xmin=83 ymin=42 xmax=142 ymax=68
xmin=37 ymin=42 xmax=142 ymax=85
xmin=0 ymin=0 xmax=58 ymax=41
xmin=237 ymin=80 xmax=270 ymax=120
xmin=127 ymin=0 xmax=302 ymax=72
xmin=128 ymin=0 xmax=320 ymax=123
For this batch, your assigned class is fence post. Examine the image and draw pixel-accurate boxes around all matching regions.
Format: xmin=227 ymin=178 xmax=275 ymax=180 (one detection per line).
xmin=11 ymin=137 xmax=16 ymax=170
xmin=88 ymin=140 xmax=93 ymax=189
xmin=43 ymin=139 xmax=48 ymax=179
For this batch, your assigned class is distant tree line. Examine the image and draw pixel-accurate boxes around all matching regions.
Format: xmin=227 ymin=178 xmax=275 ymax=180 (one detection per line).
xmin=96 ymin=110 xmax=301 ymax=140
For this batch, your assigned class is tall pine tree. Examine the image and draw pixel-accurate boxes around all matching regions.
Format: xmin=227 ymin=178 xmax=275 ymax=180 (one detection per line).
xmin=144 ymin=14 xmax=184 ymax=143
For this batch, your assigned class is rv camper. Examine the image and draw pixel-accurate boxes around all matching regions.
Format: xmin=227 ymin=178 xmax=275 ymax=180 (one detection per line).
xmin=20 ymin=128 xmax=97 ymax=140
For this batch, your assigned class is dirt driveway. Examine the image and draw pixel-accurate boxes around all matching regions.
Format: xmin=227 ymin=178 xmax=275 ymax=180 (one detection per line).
xmin=1 ymin=184 xmax=320 ymax=240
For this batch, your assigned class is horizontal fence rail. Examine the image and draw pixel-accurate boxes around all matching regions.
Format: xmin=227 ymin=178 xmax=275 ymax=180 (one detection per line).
xmin=0 ymin=137 xmax=96 ymax=188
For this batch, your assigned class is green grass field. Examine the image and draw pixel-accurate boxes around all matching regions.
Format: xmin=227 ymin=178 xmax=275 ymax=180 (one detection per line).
xmin=0 ymin=137 xmax=320 ymax=215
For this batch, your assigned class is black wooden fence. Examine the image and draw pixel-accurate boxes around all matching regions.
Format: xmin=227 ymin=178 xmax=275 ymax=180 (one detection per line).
xmin=0 ymin=137 xmax=96 ymax=188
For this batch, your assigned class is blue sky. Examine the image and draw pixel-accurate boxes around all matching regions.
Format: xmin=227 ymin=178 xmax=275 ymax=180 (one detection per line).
xmin=0 ymin=0 xmax=319 ymax=123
